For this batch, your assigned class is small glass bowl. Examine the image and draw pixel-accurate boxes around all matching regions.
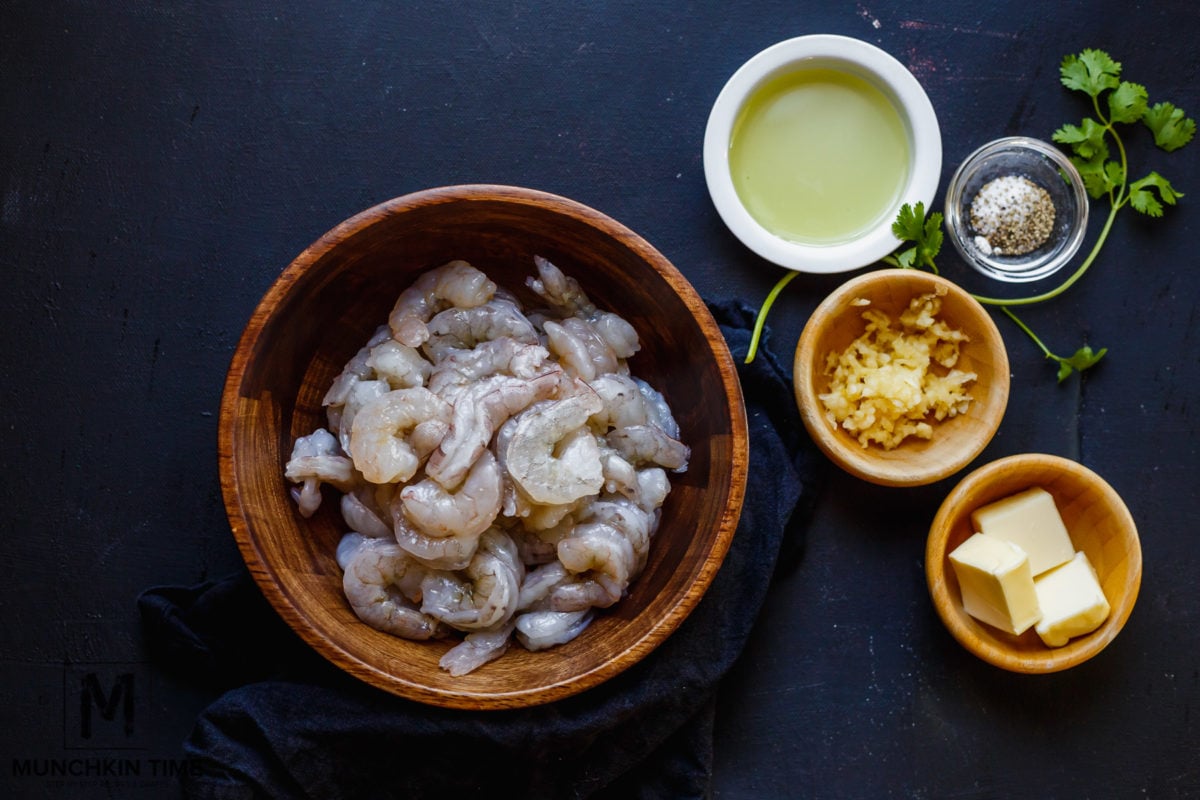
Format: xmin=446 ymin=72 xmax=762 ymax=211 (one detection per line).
xmin=944 ymin=137 xmax=1088 ymax=283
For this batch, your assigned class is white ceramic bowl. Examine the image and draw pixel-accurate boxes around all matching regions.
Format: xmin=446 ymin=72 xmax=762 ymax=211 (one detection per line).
xmin=703 ymin=34 xmax=942 ymax=273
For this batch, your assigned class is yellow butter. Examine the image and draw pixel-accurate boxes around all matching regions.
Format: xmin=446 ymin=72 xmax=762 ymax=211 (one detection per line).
xmin=1033 ymin=551 xmax=1111 ymax=647
xmin=949 ymin=532 xmax=1042 ymax=635
xmin=971 ymin=487 xmax=1074 ymax=577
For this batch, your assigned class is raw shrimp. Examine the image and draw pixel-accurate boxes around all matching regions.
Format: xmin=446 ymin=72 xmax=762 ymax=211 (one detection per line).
xmin=340 ymin=490 xmax=393 ymax=539
xmin=284 ymin=428 xmax=355 ymax=517
xmin=341 ymin=539 xmax=441 ymax=640
xmin=556 ymin=522 xmax=636 ymax=607
xmin=606 ymin=424 xmax=690 ymax=472
xmin=391 ymin=505 xmax=480 ymax=571
xmin=347 ymin=387 xmax=452 ymax=484
xmin=366 ymin=339 xmax=430 ymax=389
xmin=438 ymin=621 xmax=515 ymax=676
xmin=526 ymin=255 xmax=596 ymax=318
xmin=503 ymin=384 xmax=605 ymax=505
xmin=583 ymin=497 xmax=657 ymax=573
xmin=321 ymin=325 xmax=392 ymax=407
xmin=399 ymin=450 xmax=502 ymax=539
xmin=328 ymin=378 xmax=389 ymax=452
xmin=285 ymin=256 xmax=689 ymax=674
xmin=511 ymin=519 xmax=574 ymax=566
xmin=514 ymin=609 xmax=593 ymax=651
xmin=426 ymin=338 xmax=551 ymax=398
xmin=525 ymin=256 xmax=640 ymax=358
xmin=542 ymin=318 xmax=620 ymax=381
xmin=588 ymin=374 xmax=651 ymax=432
xmin=425 ymin=369 xmax=561 ymax=490
xmin=420 ymin=529 xmax=522 ymax=631
xmin=422 ymin=297 xmax=539 ymax=362
xmin=388 ymin=260 xmax=496 ymax=347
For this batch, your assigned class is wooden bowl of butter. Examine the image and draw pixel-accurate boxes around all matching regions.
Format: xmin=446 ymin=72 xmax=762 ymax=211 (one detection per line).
xmin=926 ymin=453 xmax=1142 ymax=673
xmin=794 ymin=269 xmax=1009 ymax=486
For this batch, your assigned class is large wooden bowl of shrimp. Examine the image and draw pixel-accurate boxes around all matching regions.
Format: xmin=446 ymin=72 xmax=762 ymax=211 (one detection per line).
xmin=219 ymin=185 xmax=749 ymax=709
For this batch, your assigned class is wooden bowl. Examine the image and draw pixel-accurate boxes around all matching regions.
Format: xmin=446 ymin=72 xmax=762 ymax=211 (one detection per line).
xmin=926 ymin=453 xmax=1142 ymax=673
xmin=218 ymin=185 xmax=748 ymax=709
xmin=793 ymin=269 xmax=1009 ymax=486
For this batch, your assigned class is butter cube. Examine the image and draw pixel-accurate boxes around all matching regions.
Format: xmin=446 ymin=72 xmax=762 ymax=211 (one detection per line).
xmin=949 ymin=533 xmax=1042 ymax=635
xmin=1033 ymin=551 xmax=1111 ymax=647
xmin=971 ymin=487 xmax=1074 ymax=576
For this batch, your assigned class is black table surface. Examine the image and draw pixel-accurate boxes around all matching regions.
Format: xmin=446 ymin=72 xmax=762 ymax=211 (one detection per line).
xmin=3 ymin=2 xmax=1198 ymax=798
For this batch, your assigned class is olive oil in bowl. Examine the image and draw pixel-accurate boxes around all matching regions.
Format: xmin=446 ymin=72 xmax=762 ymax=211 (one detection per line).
xmin=729 ymin=66 xmax=910 ymax=245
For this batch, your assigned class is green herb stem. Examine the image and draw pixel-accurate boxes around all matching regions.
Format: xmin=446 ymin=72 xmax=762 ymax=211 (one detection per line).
xmin=744 ymin=270 xmax=798 ymax=364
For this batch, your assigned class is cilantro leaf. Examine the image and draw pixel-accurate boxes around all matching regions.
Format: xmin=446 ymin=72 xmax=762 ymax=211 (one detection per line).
xmin=1054 ymin=345 xmax=1107 ymax=383
xmin=890 ymin=202 xmax=943 ymax=272
xmin=1108 ymin=81 xmax=1148 ymax=124
xmin=891 ymin=201 xmax=928 ymax=242
xmin=1128 ymin=171 xmax=1183 ymax=217
xmin=1070 ymin=152 xmax=1118 ymax=199
xmin=1060 ymin=49 xmax=1121 ymax=97
xmin=1143 ymin=101 xmax=1196 ymax=152
xmin=1053 ymin=117 xmax=1109 ymax=160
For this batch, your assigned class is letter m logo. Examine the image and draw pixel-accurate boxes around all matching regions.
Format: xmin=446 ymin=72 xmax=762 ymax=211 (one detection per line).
xmin=63 ymin=663 xmax=149 ymax=750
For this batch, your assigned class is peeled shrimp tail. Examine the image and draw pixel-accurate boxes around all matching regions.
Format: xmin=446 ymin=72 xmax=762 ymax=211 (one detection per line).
xmin=606 ymin=424 xmax=690 ymax=472
xmin=515 ymin=609 xmax=593 ymax=651
xmin=438 ymin=621 xmax=515 ymax=676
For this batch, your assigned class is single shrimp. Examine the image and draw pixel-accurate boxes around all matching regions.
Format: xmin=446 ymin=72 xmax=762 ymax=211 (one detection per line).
xmin=340 ymin=490 xmax=393 ymax=539
xmin=424 ymin=369 xmax=561 ymax=490
xmin=328 ymin=378 xmax=390 ymax=452
xmin=556 ymin=522 xmax=636 ymax=607
xmin=347 ymin=387 xmax=452 ymax=484
xmin=422 ymin=296 xmax=540 ymax=363
xmin=515 ymin=560 xmax=571 ymax=610
xmin=366 ymin=339 xmax=431 ymax=390
xmin=588 ymin=374 xmax=651 ymax=432
xmin=420 ymin=529 xmax=522 ymax=631
xmin=391 ymin=502 xmax=480 ymax=571
xmin=514 ymin=609 xmax=593 ymax=651
xmin=388 ymin=260 xmax=496 ymax=347
xmin=399 ymin=450 xmax=503 ymax=539
xmin=503 ymin=383 xmax=605 ymax=505
xmin=582 ymin=497 xmax=657 ymax=573
xmin=438 ymin=621 xmax=515 ymax=676
xmin=525 ymin=255 xmax=596 ymax=318
xmin=426 ymin=338 xmax=550 ymax=398
xmin=321 ymin=326 xmax=392 ymax=407
xmin=634 ymin=377 xmax=682 ymax=439
xmin=284 ymin=428 xmax=356 ymax=517
xmin=341 ymin=539 xmax=441 ymax=640
xmin=606 ymin=424 xmax=690 ymax=472
xmin=542 ymin=318 xmax=620 ymax=381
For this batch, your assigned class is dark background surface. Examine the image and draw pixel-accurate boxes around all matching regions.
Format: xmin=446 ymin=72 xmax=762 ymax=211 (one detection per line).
xmin=2 ymin=1 xmax=1197 ymax=797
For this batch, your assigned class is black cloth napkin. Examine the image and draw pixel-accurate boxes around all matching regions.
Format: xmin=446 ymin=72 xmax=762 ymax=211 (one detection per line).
xmin=138 ymin=301 xmax=820 ymax=800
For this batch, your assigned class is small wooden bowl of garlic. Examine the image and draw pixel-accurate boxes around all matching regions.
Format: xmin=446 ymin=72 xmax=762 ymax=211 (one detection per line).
xmin=793 ymin=269 xmax=1009 ymax=487
xmin=926 ymin=453 xmax=1142 ymax=673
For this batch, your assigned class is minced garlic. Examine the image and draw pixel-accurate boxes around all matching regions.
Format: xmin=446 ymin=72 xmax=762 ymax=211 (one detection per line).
xmin=819 ymin=291 xmax=976 ymax=449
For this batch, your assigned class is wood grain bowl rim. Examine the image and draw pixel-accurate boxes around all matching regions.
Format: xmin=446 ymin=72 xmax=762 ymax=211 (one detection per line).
xmin=793 ymin=268 xmax=1010 ymax=487
xmin=925 ymin=452 xmax=1142 ymax=673
xmin=217 ymin=184 xmax=750 ymax=708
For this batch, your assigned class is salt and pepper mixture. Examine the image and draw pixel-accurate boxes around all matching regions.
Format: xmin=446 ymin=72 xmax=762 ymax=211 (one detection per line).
xmin=969 ymin=175 xmax=1056 ymax=256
